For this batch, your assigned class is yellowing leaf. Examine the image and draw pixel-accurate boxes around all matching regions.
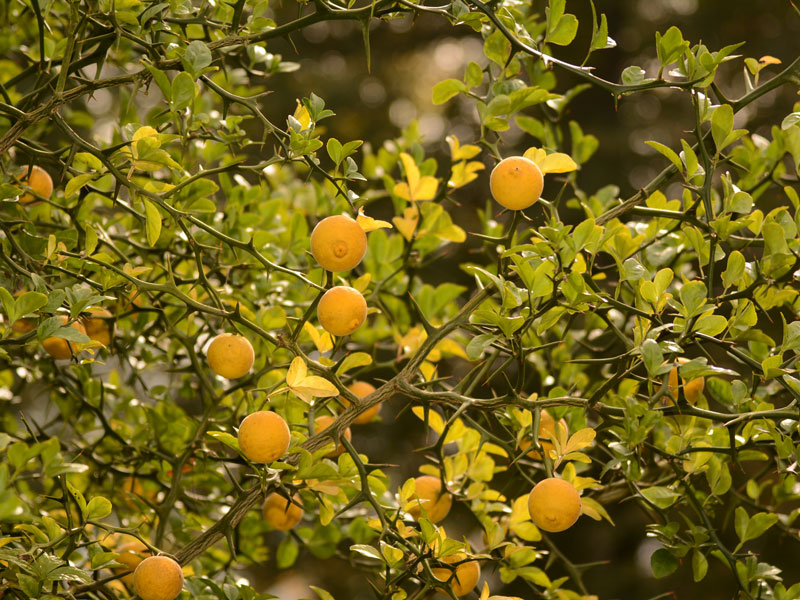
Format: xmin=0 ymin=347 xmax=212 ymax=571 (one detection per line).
xmin=132 ymin=126 xmax=159 ymax=142
xmin=448 ymin=160 xmax=485 ymax=189
xmin=759 ymin=55 xmax=781 ymax=66
xmin=434 ymin=338 xmax=468 ymax=360
xmin=394 ymin=153 xmax=438 ymax=202
xmin=356 ymin=207 xmax=393 ymax=232
xmin=420 ymin=360 xmax=437 ymax=381
xmin=446 ymin=135 xmax=482 ymax=161
xmin=565 ymin=428 xmax=596 ymax=454
xmin=352 ymin=273 xmax=371 ymax=293
xmin=411 ymin=405 xmax=445 ymax=435
xmin=523 ymin=147 xmax=578 ymax=174
xmin=303 ymin=322 xmax=333 ymax=353
xmin=581 ymin=497 xmax=615 ymax=525
xmin=286 ymin=356 xmax=339 ymax=403
xmin=392 ymin=205 xmax=419 ymax=241
xmin=293 ymin=100 xmax=311 ymax=130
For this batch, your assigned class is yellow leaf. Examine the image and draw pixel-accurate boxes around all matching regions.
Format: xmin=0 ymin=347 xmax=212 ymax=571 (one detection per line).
xmin=509 ymin=495 xmax=531 ymax=525
xmin=395 ymin=153 xmax=438 ymax=201
xmin=447 ymin=135 xmax=482 ymax=161
xmin=392 ymin=205 xmax=419 ymax=241
xmin=420 ymin=360 xmax=437 ymax=381
xmin=396 ymin=326 xmax=427 ymax=356
xmin=480 ymin=582 xmax=490 ymax=600
xmin=565 ymin=428 xmax=596 ymax=454
xmin=448 ymin=160 xmax=485 ymax=189
xmin=523 ymin=147 xmax=578 ymax=174
xmin=133 ymin=126 xmax=159 ymax=141
xmin=356 ymin=207 xmax=393 ymax=232
xmin=434 ymin=338 xmax=467 ymax=359
xmin=352 ymin=273 xmax=371 ymax=293
xmin=580 ymin=496 xmax=615 ymax=525
xmin=293 ymin=100 xmax=311 ymax=130
xmin=303 ymin=322 xmax=333 ymax=353
xmin=286 ymin=356 xmax=339 ymax=403
xmin=411 ymin=405 xmax=445 ymax=434
xmin=759 ymin=55 xmax=781 ymax=66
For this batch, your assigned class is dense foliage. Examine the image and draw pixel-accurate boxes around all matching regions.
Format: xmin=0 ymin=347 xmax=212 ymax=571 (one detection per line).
xmin=2 ymin=0 xmax=800 ymax=599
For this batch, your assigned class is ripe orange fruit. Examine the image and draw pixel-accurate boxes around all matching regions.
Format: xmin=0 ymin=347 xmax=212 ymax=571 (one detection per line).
xmin=42 ymin=315 xmax=86 ymax=360
xmin=11 ymin=318 xmax=35 ymax=334
xmin=237 ymin=411 xmax=290 ymax=463
xmin=262 ymin=492 xmax=304 ymax=530
xmin=489 ymin=156 xmax=544 ymax=210
xmin=431 ymin=553 xmax=480 ymax=597
xmin=133 ymin=555 xmax=184 ymax=600
xmin=207 ymin=333 xmax=254 ymax=379
xmin=519 ymin=409 xmax=567 ymax=460
xmin=310 ymin=214 xmax=367 ymax=272
xmin=317 ymin=286 xmax=367 ymax=337
xmin=18 ymin=166 xmax=53 ymax=205
xmin=527 ymin=477 xmax=581 ymax=533
xmin=405 ymin=475 xmax=453 ymax=523
xmin=339 ymin=381 xmax=380 ymax=424
xmin=113 ymin=539 xmax=150 ymax=586
xmin=314 ymin=415 xmax=351 ymax=457
xmin=82 ymin=307 xmax=114 ymax=347
xmin=667 ymin=357 xmax=705 ymax=405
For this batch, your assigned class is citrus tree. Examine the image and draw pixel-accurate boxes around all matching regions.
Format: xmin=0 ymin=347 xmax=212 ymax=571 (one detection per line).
xmin=2 ymin=0 xmax=800 ymax=599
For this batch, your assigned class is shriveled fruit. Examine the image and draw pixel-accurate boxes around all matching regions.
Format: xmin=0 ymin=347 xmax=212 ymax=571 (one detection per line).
xmin=431 ymin=553 xmax=480 ymax=597
xmin=18 ymin=166 xmax=53 ymax=205
xmin=237 ymin=411 xmax=290 ymax=463
xmin=489 ymin=156 xmax=543 ymax=210
xmin=528 ymin=477 xmax=581 ymax=533
xmin=82 ymin=308 xmax=114 ymax=347
xmin=317 ymin=286 xmax=367 ymax=337
xmin=667 ymin=357 xmax=705 ymax=405
xmin=42 ymin=315 xmax=86 ymax=360
xmin=263 ymin=492 xmax=304 ymax=530
xmin=406 ymin=475 xmax=452 ymax=523
xmin=311 ymin=214 xmax=367 ymax=272
xmin=339 ymin=381 xmax=380 ymax=424
xmin=314 ymin=415 xmax=351 ymax=457
xmin=519 ymin=409 xmax=567 ymax=460
xmin=133 ymin=555 xmax=184 ymax=600
xmin=207 ymin=333 xmax=254 ymax=379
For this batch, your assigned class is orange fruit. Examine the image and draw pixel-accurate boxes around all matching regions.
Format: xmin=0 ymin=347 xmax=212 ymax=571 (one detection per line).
xmin=667 ymin=357 xmax=705 ymax=405
xmin=83 ymin=307 xmax=114 ymax=347
xmin=489 ymin=156 xmax=543 ymax=210
xmin=405 ymin=475 xmax=452 ymax=523
xmin=310 ymin=214 xmax=367 ymax=272
xmin=339 ymin=381 xmax=380 ymax=425
xmin=314 ymin=415 xmax=351 ymax=457
xmin=237 ymin=411 xmax=290 ymax=463
xmin=207 ymin=333 xmax=254 ymax=379
xmin=519 ymin=409 xmax=567 ymax=460
xmin=262 ymin=492 xmax=304 ymax=530
xmin=133 ymin=555 xmax=184 ymax=600
xmin=431 ymin=553 xmax=480 ymax=597
xmin=317 ymin=286 xmax=367 ymax=336
xmin=527 ymin=477 xmax=581 ymax=533
xmin=18 ymin=166 xmax=53 ymax=205
xmin=42 ymin=315 xmax=86 ymax=360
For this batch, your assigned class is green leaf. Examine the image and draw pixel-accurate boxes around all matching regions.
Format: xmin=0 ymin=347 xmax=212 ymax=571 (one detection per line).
xmin=143 ymin=62 xmax=171 ymax=99
xmin=0 ymin=287 xmax=16 ymax=323
xmin=692 ymin=550 xmax=708 ymax=582
xmin=65 ymin=173 xmax=94 ymax=198
xmin=432 ymin=79 xmax=467 ymax=105
xmin=711 ymin=104 xmax=734 ymax=151
xmin=85 ymin=496 xmax=112 ymax=520
xmin=326 ymin=137 xmax=343 ymax=165
xmin=546 ymin=1 xmax=579 ymax=47
xmin=641 ymin=486 xmax=680 ymax=509
xmin=651 ymin=548 xmax=679 ymax=578
xmin=277 ymin=535 xmax=299 ymax=569
xmin=621 ymin=65 xmax=646 ymax=86
xmin=679 ymin=280 xmax=707 ymax=317
xmin=483 ymin=29 xmax=511 ymax=66
xmin=182 ymin=40 xmax=212 ymax=77
xmin=144 ymin=199 xmax=162 ymax=246
xmin=465 ymin=61 xmax=483 ymax=87
xmin=640 ymin=339 xmax=664 ymax=375
xmin=655 ymin=26 xmax=686 ymax=65
xmin=466 ymin=333 xmax=498 ymax=361
xmin=15 ymin=292 xmax=47 ymax=319
xmin=734 ymin=507 xmax=778 ymax=550
xmin=171 ymin=72 xmax=195 ymax=111
xmin=645 ymin=141 xmax=682 ymax=172
xmin=336 ymin=352 xmax=373 ymax=375
xmin=781 ymin=112 xmax=800 ymax=130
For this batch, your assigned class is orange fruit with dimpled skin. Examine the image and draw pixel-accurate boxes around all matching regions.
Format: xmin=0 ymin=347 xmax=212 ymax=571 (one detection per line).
xmin=133 ymin=555 xmax=184 ymax=600
xmin=317 ymin=286 xmax=367 ymax=337
xmin=406 ymin=475 xmax=453 ymax=523
xmin=237 ymin=411 xmax=290 ymax=463
xmin=207 ymin=333 xmax=254 ymax=379
xmin=527 ymin=477 xmax=581 ymax=533
xmin=489 ymin=156 xmax=544 ymax=210
xmin=42 ymin=315 xmax=86 ymax=360
xmin=18 ymin=166 xmax=53 ymax=205
xmin=83 ymin=307 xmax=114 ymax=347
xmin=431 ymin=553 xmax=481 ymax=597
xmin=339 ymin=381 xmax=380 ymax=424
xmin=667 ymin=357 xmax=705 ymax=405
xmin=262 ymin=492 xmax=304 ymax=530
xmin=518 ymin=409 xmax=567 ymax=460
xmin=314 ymin=415 xmax=351 ymax=457
xmin=311 ymin=215 xmax=367 ymax=272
